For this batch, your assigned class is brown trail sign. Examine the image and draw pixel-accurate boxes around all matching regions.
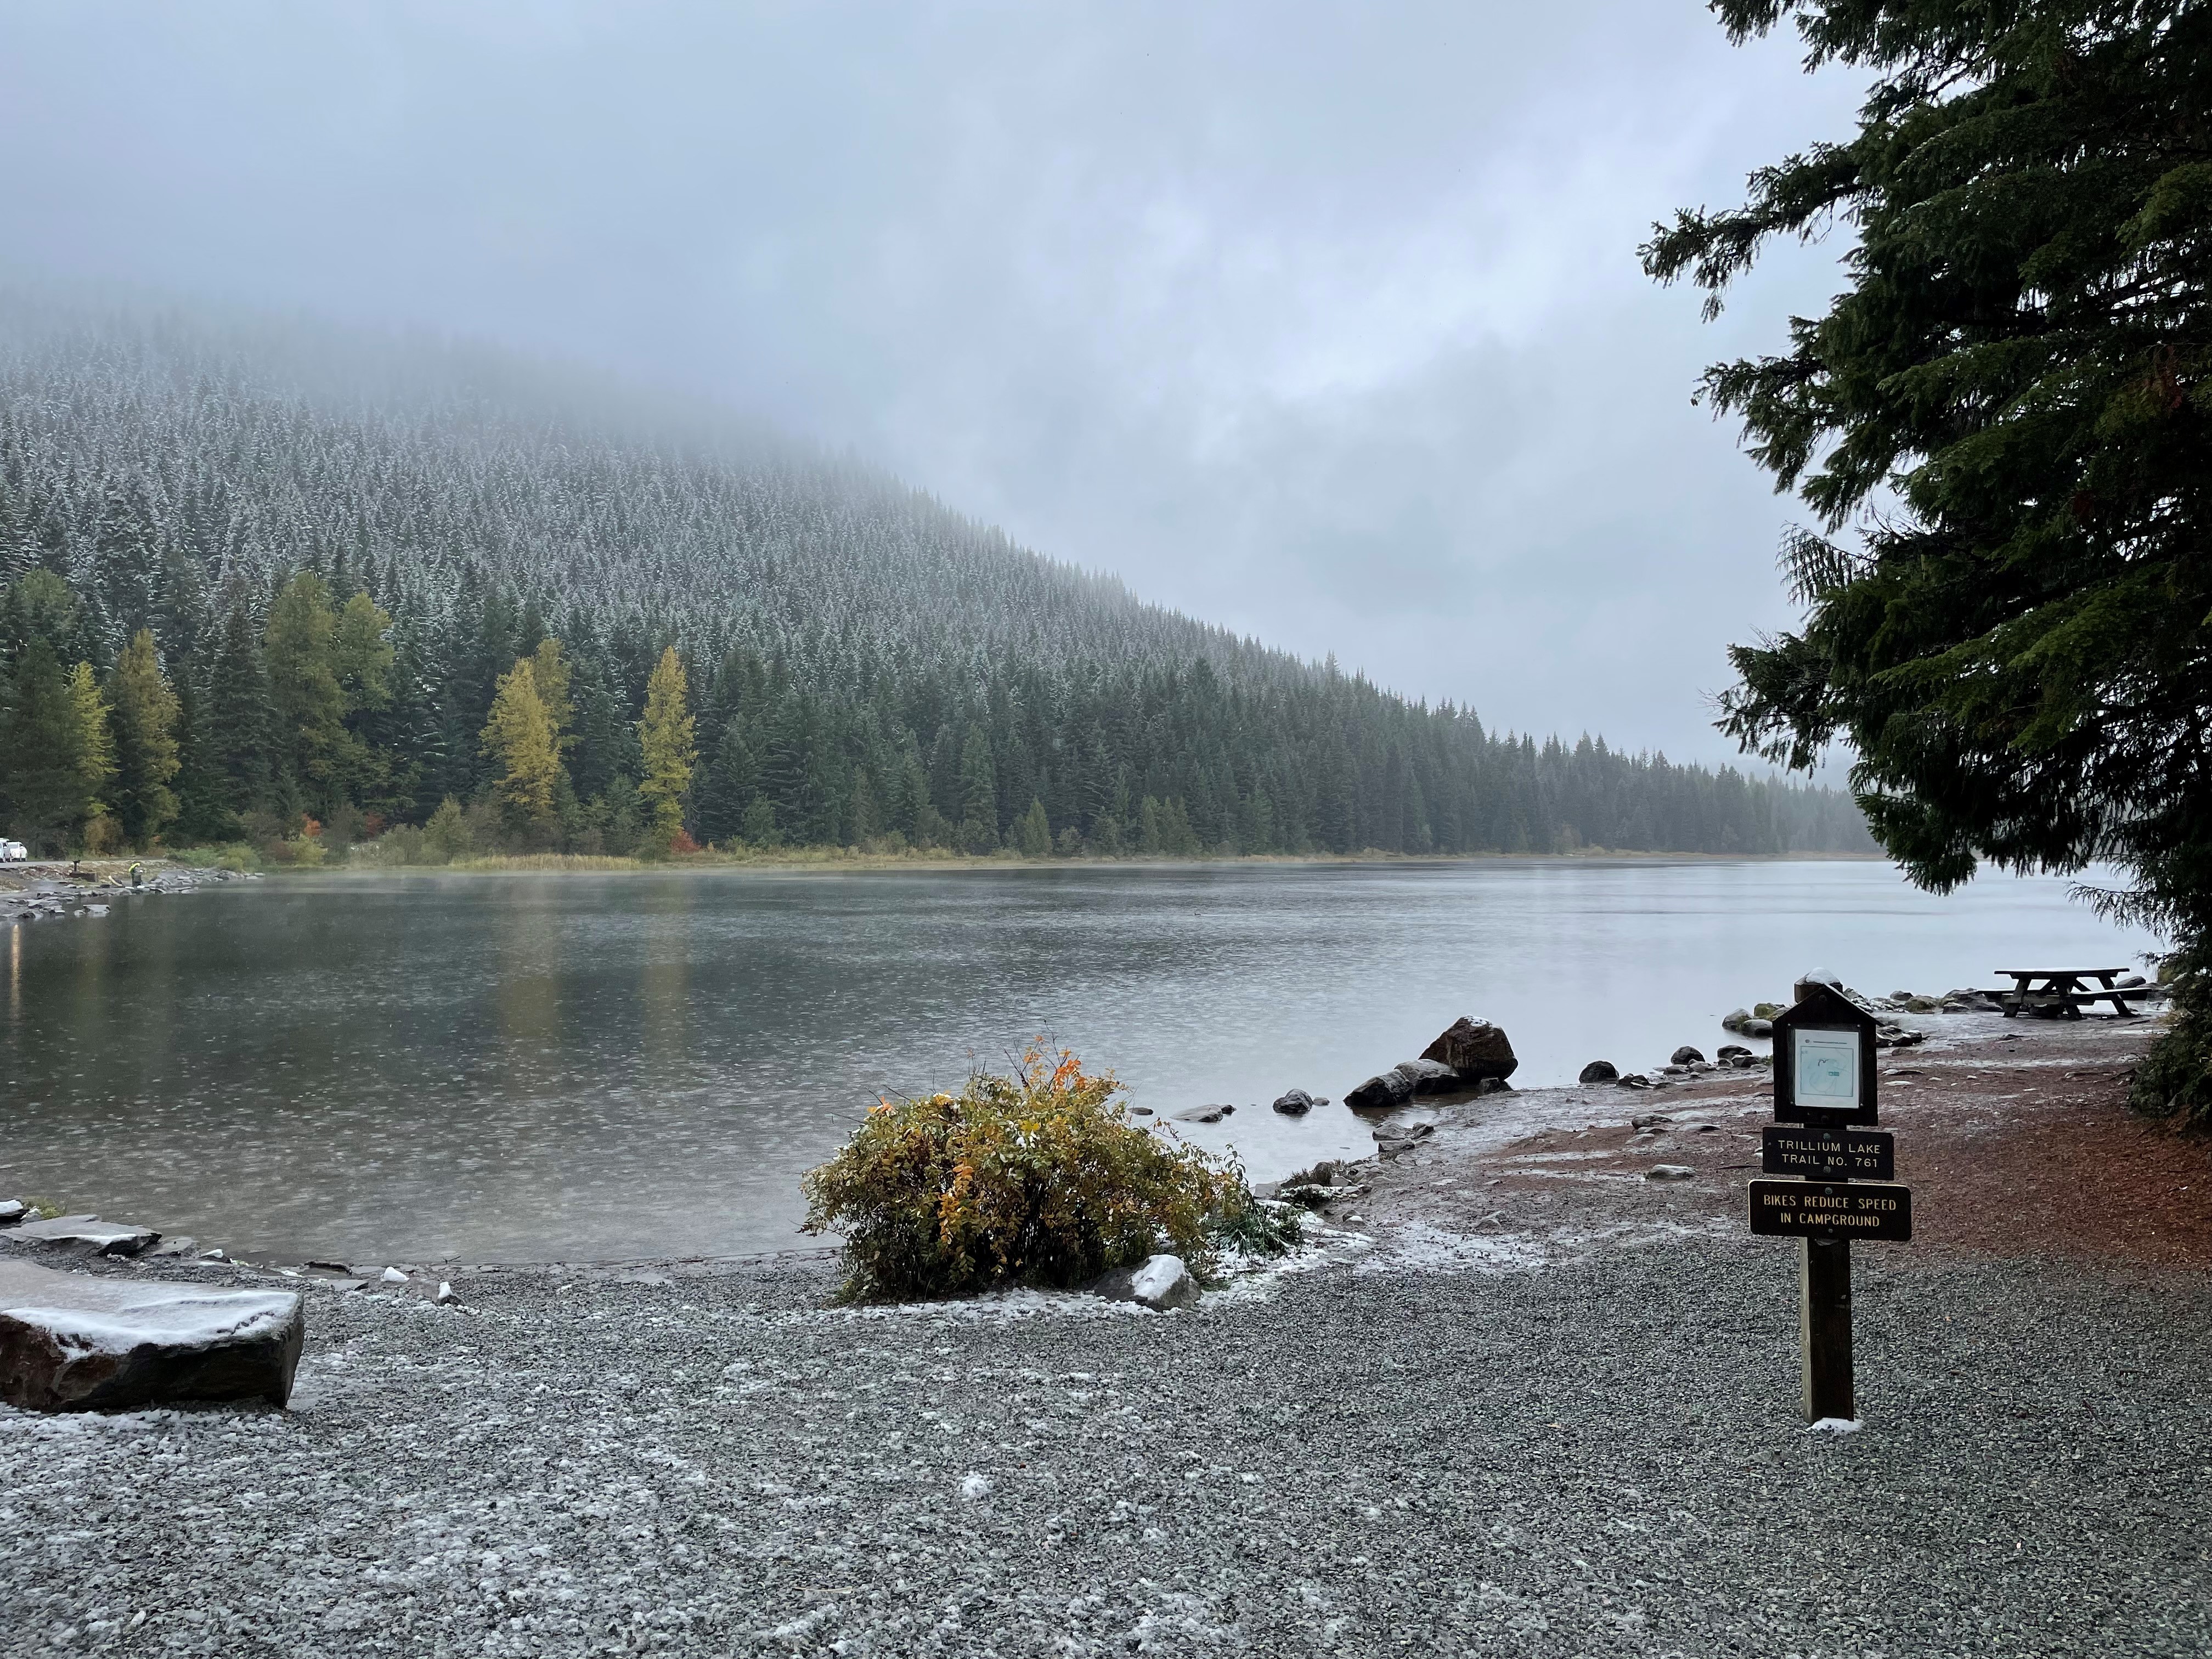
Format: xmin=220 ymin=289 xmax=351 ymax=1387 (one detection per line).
xmin=1748 ymin=1179 xmax=1912 ymax=1240
xmin=1752 ymin=983 xmax=1915 ymax=1423
xmin=1761 ymin=1125 xmax=1895 ymax=1181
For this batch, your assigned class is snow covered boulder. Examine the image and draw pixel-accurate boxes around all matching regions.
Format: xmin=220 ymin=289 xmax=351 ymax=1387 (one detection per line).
xmin=1090 ymin=1254 xmax=1200 ymax=1312
xmin=0 ymin=1259 xmax=304 ymax=1412
xmin=0 ymin=1200 xmax=25 ymax=1226
xmin=10 ymin=1214 xmax=160 ymax=1257
xmin=1419 ymin=1017 xmax=1519 ymax=1081
xmin=1793 ymin=968 xmax=1845 ymax=1003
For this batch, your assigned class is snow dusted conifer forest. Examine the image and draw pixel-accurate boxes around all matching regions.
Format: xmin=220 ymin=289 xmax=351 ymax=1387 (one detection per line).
xmin=0 ymin=292 xmax=1874 ymax=857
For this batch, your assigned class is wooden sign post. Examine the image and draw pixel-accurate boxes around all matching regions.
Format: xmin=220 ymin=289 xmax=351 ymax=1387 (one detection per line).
xmin=1751 ymin=983 xmax=1912 ymax=1421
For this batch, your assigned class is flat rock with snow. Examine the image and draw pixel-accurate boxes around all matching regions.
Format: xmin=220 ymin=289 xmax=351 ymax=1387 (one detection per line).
xmin=1344 ymin=1070 xmax=1415 ymax=1111
xmin=8 ymin=1214 xmax=161 ymax=1257
xmin=0 ymin=1258 xmax=304 ymax=1412
xmin=1171 ymin=1105 xmax=1234 ymax=1125
xmin=1090 ymin=1254 xmax=1200 ymax=1312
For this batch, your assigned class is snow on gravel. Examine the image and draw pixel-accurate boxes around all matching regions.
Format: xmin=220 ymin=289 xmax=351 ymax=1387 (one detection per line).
xmin=4 ymin=1237 xmax=2208 ymax=1657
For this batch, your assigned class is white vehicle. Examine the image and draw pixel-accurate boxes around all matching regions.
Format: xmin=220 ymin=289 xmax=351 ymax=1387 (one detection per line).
xmin=0 ymin=839 xmax=28 ymax=862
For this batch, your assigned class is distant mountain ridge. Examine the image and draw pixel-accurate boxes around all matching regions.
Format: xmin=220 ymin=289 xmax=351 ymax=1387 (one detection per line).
xmin=0 ymin=295 xmax=1874 ymax=857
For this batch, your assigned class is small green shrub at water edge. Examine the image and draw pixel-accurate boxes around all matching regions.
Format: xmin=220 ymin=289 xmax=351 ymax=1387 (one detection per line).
xmin=800 ymin=1044 xmax=1296 ymax=1304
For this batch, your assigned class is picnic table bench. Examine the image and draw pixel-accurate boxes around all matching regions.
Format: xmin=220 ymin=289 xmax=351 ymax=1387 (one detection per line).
xmin=1994 ymin=968 xmax=2157 ymax=1019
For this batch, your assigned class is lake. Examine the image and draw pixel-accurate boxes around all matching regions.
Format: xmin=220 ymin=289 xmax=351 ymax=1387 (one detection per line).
xmin=1 ymin=859 xmax=2161 ymax=1264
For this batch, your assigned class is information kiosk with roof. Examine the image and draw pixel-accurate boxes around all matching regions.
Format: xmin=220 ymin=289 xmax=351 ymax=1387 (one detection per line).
xmin=1770 ymin=981 xmax=1878 ymax=1125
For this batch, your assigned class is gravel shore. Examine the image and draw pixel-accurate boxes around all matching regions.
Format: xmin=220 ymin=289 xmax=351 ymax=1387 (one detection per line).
xmin=0 ymin=859 xmax=247 ymax=926
xmin=5 ymin=1018 xmax=2209 ymax=1657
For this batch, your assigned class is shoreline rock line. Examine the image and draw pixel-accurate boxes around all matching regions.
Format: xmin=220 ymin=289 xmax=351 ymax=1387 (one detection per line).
xmin=1346 ymin=1015 xmax=1519 ymax=1112
xmin=0 ymin=859 xmax=255 ymax=929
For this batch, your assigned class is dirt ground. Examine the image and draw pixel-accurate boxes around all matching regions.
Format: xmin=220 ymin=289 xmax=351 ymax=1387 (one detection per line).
xmin=1338 ymin=1012 xmax=2212 ymax=1271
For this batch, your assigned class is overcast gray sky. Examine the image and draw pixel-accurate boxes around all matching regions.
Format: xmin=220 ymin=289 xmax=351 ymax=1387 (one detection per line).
xmin=0 ymin=2 xmax=1865 ymax=761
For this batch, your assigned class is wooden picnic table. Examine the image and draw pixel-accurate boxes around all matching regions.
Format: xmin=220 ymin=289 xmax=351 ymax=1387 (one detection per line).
xmin=1994 ymin=967 xmax=2154 ymax=1018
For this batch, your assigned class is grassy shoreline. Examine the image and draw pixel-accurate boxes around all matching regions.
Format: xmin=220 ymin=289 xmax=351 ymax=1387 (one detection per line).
xmin=183 ymin=845 xmax=1889 ymax=878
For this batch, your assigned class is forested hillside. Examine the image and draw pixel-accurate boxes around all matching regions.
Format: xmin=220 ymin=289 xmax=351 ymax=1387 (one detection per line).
xmin=0 ymin=301 xmax=1874 ymax=859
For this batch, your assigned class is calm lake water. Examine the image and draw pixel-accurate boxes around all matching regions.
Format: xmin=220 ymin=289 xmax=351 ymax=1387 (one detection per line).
xmin=1 ymin=859 xmax=2160 ymax=1264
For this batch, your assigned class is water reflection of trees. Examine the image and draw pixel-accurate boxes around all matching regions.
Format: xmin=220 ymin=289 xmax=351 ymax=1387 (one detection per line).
xmin=495 ymin=889 xmax=563 ymax=1060
xmin=640 ymin=880 xmax=691 ymax=1085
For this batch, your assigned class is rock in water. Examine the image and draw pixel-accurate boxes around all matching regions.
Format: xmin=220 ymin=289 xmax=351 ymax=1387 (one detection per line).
xmin=1392 ymin=1058 xmax=1460 ymax=1094
xmin=0 ymin=1259 xmax=304 ymax=1412
xmin=1172 ymin=1104 xmax=1233 ymax=1124
xmin=1271 ymin=1088 xmax=1316 ymax=1116
xmin=1091 ymin=1254 xmax=1200 ymax=1312
xmin=1793 ymin=969 xmax=1844 ymax=1003
xmin=1669 ymin=1046 xmax=1706 ymax=1066
xmin=11 ymin=1215 xmax=160 ymax=1257
xmin=1578 ymin=1060 xmax=1620 ymax=1084
xmin=1419 ymin=1017 xmax=1519 ymax=1081
xmin=0 ymin=1200 xmax=25 ymax=1226
xmin=1344 ymin=1071 xmax=1415 ymax=1111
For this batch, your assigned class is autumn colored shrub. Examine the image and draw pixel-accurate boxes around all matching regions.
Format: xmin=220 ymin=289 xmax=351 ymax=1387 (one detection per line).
xmin=801 ymin=1043 xmax=1281 ymax=1303
xmin=262 ymin=831 xmax=326 ymax=866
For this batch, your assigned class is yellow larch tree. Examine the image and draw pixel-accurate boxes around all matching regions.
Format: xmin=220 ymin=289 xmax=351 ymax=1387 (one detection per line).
xmin=637 ymin=646 xmax=696 ymax=849
xmin=526 ymin=637 xmax=572 ymax=754
xmin=481 ymin=659 xmax=561 ymax=830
